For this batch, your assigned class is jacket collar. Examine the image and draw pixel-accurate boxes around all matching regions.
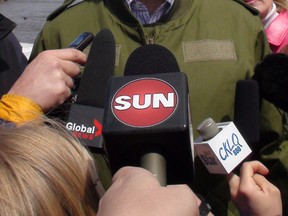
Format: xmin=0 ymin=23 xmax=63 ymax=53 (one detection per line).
xmin=105 ymin=0 xmax=189 ymax=25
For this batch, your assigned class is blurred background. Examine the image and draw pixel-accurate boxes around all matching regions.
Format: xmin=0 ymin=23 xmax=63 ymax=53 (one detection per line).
xmin=0 ymin=0 xmax=62 ymax=43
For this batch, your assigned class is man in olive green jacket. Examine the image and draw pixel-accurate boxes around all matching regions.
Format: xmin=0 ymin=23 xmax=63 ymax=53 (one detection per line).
xmin=30 ymin=0 xmax=286 ymax=215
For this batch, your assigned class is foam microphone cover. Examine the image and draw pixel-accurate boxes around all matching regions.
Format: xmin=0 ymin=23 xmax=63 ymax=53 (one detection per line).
xmin=253 ymin=53 xmax=288 ymax=112
xmin=76 ymin=28 xmax=115 ymax=107
xmin=124 ymin=44 xmax=180 ymax=75
xmin=234 ymin=80 xmax=260 ymax=145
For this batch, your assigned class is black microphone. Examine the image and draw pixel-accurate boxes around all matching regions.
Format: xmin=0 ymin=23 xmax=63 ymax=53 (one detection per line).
xmin=102 ymin=44 xmax=194 ymax=185
xmin=234 ymin=80 xmax=260 ymax=146
xmin=253 ymin=53 xmax=288 ymax=113
xmin=66 ymin=29 xmax=115 ymax=151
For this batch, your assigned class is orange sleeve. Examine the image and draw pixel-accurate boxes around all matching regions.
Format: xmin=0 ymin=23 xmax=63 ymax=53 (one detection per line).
xmin=0 ymin=94 xmax=43 ymax=124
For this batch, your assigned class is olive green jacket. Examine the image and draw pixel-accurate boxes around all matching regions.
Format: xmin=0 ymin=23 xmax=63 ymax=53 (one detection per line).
xmin=31 ymin=0 xmax=279 ymax=134
xmin=30 ymin=0 xmax=286 ymax=214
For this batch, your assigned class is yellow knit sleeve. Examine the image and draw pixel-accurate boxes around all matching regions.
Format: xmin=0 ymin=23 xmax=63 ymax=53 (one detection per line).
xmin=0 ymin=94 xmax=44 ymax=123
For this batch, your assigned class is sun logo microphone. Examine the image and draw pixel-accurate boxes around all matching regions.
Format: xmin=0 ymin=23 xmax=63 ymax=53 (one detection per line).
xmin=103 ymin=44 xmax=194 ymax=186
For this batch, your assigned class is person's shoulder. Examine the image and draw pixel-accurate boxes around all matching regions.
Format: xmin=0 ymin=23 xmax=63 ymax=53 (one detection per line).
xmin=46 ymin=0 xmax=87 ymax=21
xmin=231 ymin=0 xmax=260 ymax=16
xmin=0 ymin=14 xmax=16 ymax=38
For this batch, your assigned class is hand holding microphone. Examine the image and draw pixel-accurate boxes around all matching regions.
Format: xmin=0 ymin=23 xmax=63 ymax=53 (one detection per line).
xmin=98 ymin=166 xmax=200 ymax=216
xmin=8 ymin=49 xmax=87 ymax=113
xmin=227 ymin=161 xmax=282 ymax=216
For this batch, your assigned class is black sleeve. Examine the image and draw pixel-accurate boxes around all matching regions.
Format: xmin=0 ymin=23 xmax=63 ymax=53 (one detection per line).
xmin=0 ymin=14 xmax=28 ymax=97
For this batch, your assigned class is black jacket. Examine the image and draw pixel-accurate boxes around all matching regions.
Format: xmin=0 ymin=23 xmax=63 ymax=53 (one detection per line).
xmin=0 ymin=14 xmax=27 ymax=97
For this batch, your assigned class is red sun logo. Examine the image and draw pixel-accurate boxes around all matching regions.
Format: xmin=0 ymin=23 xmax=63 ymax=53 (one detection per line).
xmin=111 ymin=78 xmax=178 ymax=127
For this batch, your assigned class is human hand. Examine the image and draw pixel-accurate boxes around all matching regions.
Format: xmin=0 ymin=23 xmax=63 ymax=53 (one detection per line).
xmin=227 ymin=161 xmax=282 ymax=216
xmin=98 ymin=166 xmax=200 ymax=216
xmin=8 ymin=49 xmax=86 ymax=112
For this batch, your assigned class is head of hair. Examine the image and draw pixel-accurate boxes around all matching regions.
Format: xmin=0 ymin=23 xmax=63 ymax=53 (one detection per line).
xmin=0 ymin=118 xmax=103 ymax=215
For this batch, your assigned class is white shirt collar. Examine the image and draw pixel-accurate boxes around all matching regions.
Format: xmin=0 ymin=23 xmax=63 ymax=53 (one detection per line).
xmin=125 ymin=0 xmax=175 ymax=9
xmin=262 ymin=3 xmax=279 ymax=29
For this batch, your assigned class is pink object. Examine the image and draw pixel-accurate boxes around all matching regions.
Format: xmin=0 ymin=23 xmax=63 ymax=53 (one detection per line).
xmin=265 ymin=10 xmax=288 ymax=53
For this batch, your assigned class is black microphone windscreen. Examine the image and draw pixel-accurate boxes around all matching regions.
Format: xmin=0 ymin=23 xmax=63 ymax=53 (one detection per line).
xmin=234 ymin=80 xmax=260 ymax=144
xmin=124 ymin=44 xmax=180 ymax=76
xmin=76 ymin=28 xmax=115 ymax=107
xmin=253 ymin=53 xmax=288 ymax=112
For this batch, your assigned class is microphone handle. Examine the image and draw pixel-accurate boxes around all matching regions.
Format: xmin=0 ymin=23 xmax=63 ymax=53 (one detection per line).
xmin=140 ymin=152 xmax=167 ymax=186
